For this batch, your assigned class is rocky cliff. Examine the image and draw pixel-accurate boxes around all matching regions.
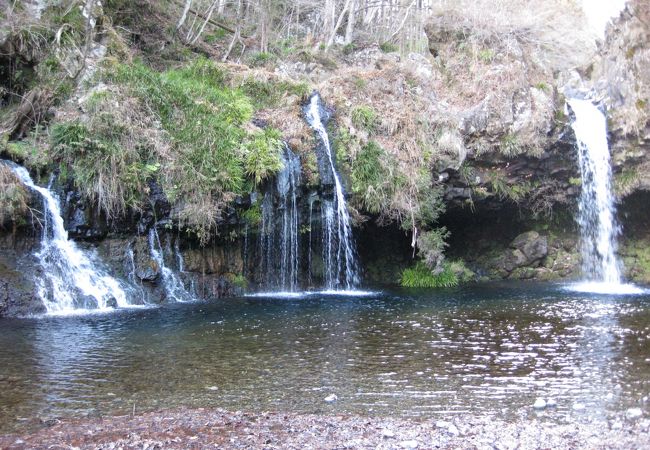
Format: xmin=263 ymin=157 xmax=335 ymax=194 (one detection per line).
xmin=0 ymin=0 xmax=649 ymax=316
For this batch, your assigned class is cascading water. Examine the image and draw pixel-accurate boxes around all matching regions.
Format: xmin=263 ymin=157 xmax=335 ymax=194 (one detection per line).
xmin=148 ymin=228 xmax=195 ymax=302
xmin=8 ymin=163 xmax=131 ymax=314
xmin=304 ymin=93 xmax=360 ymax=290
xmin=258 ymin=145 xmax=301 ymax=291
xmin=567 ymin=98 xmax=642 ymax=294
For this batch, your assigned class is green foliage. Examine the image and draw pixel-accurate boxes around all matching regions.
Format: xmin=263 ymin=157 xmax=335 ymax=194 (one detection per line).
xmin=0 ymin=165 xmax=30 ymax=228
xmin=400 ymin=261 xmax=458 ymax=288
xmin=239 ymin=78 xmax=309 ymax=109
xmin=353 ymin=76 xmax=367 ymax=90
xmin=248 ymin=52 xmax=277 ymax=67
xmin=499 ymin=133 xmax=520 ymax=157
xmin=534 ymin=82 xmax=549 ymax=91
xmin=568 ymin=177 xmax=582 ymax=186
xmin=342 ymin=43 xmax=357 ymax=55
xmin=380 ymin=42 xmax=399 ymax=53
xmin=244 ymin=128 xmax=284 ymax=186
xmin=615 ymin=169 xmax=639 ymax=196
xmin=51 ymin=114 xmax=158 ymax=218
xmin=351 ymin=105 xmax=378 ymax=133
xmin=241 ymin=202 xmax=262 ymax=226
xmin=204 ymin=29 xmax=228 ymax=44
xmin=4 ymin=140 xmax=43 ymax=168
xmin=417 ymin=227 xmax=450 ymax=270
xmin=231 ymin=273 xmax=249 ymax=289
xmin=351 ymin=141 xmax=391 ymax=213
xmin=477 ymin=48 xmax=495 ymax=62
xmin=488 ymin=171 xmax=530 ymax=203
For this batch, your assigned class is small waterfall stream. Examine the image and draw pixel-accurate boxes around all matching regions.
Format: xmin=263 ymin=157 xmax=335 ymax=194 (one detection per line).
xmin=148 ymin=228 xmax=195 ymax=302
xmin=568 ymin=98 xmax=642 ymax=294
xmin=9 ymin=164 xmax=132 ymax=313
xmin=258 ymin=145 xmax=302 ymax=291
xmin=304 ymin=94 xmax=360 ymax=290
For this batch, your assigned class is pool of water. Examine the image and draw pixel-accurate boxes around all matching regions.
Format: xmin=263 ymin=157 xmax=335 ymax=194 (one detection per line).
xmin=0 ymin=281 xmax=648 ymax=433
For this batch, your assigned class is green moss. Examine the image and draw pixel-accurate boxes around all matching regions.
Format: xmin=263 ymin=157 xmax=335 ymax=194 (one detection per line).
xmin=636 ymin=99 xmax=647 ymax=111
xmin=569 ymin=177 xmax=582 ymax=186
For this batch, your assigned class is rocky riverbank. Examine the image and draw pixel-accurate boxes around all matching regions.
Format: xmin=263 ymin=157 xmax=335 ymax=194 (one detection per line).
xmin=0 ymin=408 xmax=648 ymax=449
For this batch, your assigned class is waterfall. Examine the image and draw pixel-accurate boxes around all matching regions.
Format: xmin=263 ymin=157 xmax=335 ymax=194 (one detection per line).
xmin=148 ymin=228 xmax=195 ymax=302
xmin=568 ymin=99 xmax=642 ymax=294
xmin=277 ymin=145 xmax=301 ymax=291
xmin=257 ymin=145 xmax=301 ymax=291
xmin=9 ymin=164 xmax=131 ymax=314
xmin=304 ymin=93 xmax=360 ymax=290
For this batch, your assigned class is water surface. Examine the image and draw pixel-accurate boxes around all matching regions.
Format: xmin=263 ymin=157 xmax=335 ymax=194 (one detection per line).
xmin=0 ymin=282 xmax=648 ymax=433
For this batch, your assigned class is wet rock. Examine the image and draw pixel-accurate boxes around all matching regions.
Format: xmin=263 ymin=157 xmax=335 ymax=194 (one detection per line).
xmin=324 ymin=394 xmax=338 ymax=403
xmin=510 ymin=231 xmax=548 ymax=263
xmin=626 ymin=408 xmax=643 ymax=420
xmin=534 ymin=398 xmax=547 ymax=409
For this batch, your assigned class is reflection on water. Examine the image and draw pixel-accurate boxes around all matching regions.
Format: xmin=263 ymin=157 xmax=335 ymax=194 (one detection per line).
xmin=0 ymin=282 xmax=648 ymax=433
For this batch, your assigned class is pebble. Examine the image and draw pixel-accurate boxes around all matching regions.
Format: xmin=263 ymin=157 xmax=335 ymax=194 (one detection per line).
xmin=381 ymin=429 xmax=396 ymax=439
xmin=533 ymin=398 xmax=547 ymax=409
xmin=206 ymin=386 xmax=219 ymax=391
xmin=626 ymin=408 xmax=643 ymax=420
xmin=572 ymin=403 xmax=586 ymax=411
xmin=436 ymin=420 xmax=460 ymax=436
xmin=546 ymin=398 xmax=557 ymax=408
xmin=324 ymin=394 xmax=338 ymax=403
xmin=399 ymin=439 xmax=419 ymax=449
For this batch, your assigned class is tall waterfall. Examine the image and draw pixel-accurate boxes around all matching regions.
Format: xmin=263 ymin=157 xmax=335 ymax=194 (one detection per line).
xmin=9 ymin=164 xmax=132 ymax=314
xmin=568 ymin=98 xmax=641 ymax=294
xmin=305 ymin=93 xmax=359 ymax=290
xmin=258 ymin=145 xmax=301 ymax=291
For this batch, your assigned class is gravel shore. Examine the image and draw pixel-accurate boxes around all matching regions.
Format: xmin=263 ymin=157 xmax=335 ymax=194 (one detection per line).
xmin=1 ymin=408 xmax=649 ymax=449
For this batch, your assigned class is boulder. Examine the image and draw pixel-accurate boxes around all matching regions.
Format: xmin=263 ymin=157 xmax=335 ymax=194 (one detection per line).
xmin=510 ymin=231 xmax=548 ymax=264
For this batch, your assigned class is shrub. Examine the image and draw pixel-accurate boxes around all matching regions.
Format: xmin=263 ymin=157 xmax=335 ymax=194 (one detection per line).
xmin=351 ymin=141 xmax=391 ymax=213
xmin=239 ymin=78 xmax=309 ymax=109
xmin=380 ymin=42 xmax=399 ymax=53
xmin=244 ymin=128 xmax=284 ymax=186
xmin=351 ymin=105 xmax=378 ymax=133
xmin=401 ymin=261 xmax=458 ymax=288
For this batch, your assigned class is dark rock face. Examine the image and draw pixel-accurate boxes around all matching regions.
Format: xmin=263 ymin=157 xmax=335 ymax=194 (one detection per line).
xmin=0 ymin=232 xmax=45 ymax=317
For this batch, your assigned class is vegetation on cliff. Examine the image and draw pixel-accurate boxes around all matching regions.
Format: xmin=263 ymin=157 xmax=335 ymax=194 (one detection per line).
xmin=0 ymin=0 xmax=646 ymax=282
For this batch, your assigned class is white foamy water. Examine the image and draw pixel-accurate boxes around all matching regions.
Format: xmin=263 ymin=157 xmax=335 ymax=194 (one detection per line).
xmin=567 ymin=98 xmax=642 ymax=295
xmin=305 ymin=94 xmax=360 ymax=290
xmin=10 ymin=164 xmax=131 ymax=314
